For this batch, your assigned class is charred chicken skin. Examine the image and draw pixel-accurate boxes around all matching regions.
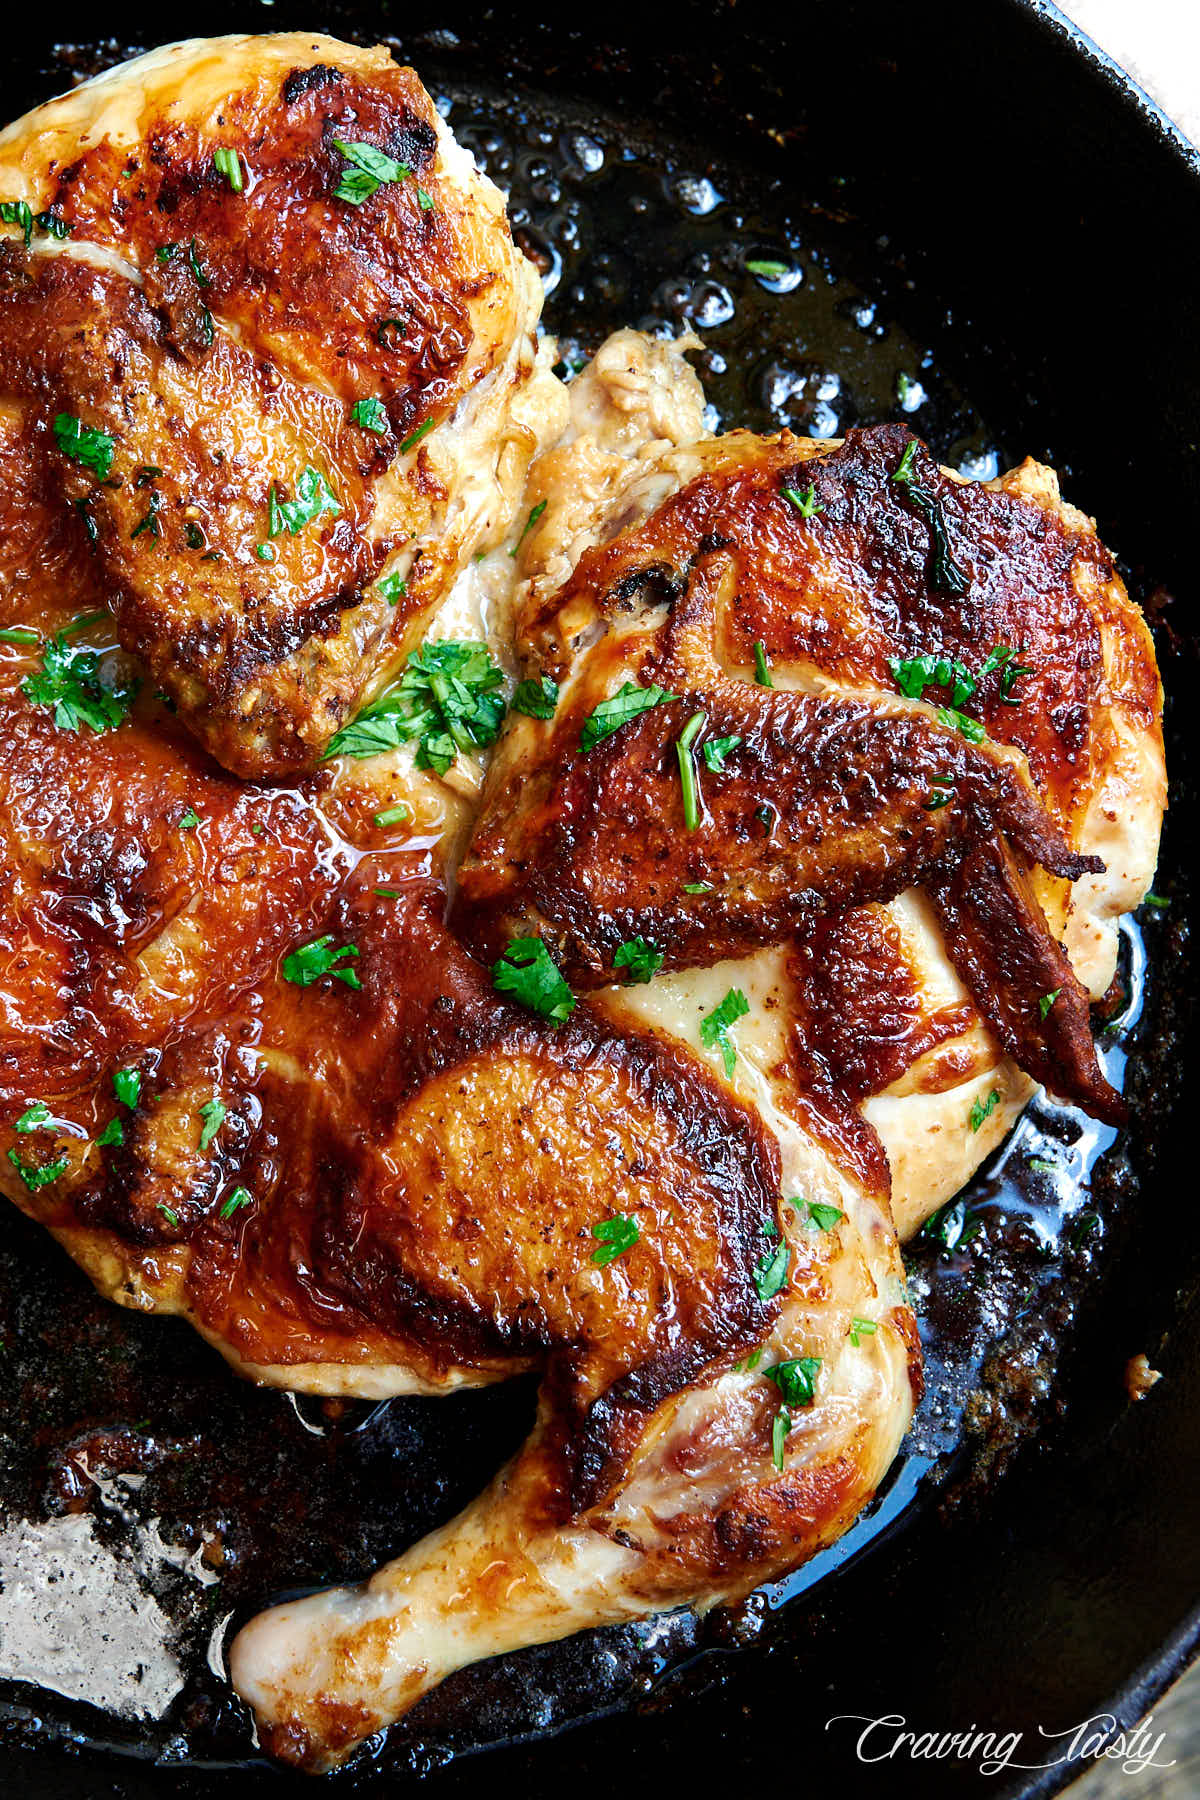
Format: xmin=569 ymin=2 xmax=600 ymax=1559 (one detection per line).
xmin=0 ymin=35 xmax=1164 ymax=1780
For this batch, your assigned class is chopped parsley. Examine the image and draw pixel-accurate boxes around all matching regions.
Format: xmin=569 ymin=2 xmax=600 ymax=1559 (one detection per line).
xmin=771 ymin=1406 xmax=792 ymax=1470
xmin=510 ymin=498 xmax=547 ymax=557
xmin=782 ymin=484 xmax=823 ymax=518
xmin=130 ymin=491 xmax=163 ymax=543
xmin=220 ymin=1185 xmax=253 ymax=1220
xmin=733 ymin=1347 xmax=765 ymax=1373
xmin=113 ymin=1068 xmax=141 ymax=1108
xmin=511 ymin=674 xmax=558 ymax=719
xmin=702 ymin=733 xmax=741 ymax=773
xmin=325 ymin=640 xmax=505 ymax=770
xmin=417 ymin=187 xmax=435 ymax=211
xmin=1142 ymin=891 xmax=1170 ymax=910
xmin=352 ymin=397 xmax=388 ymax=434
xmin=676 ymin=711 xmax=706 ymax=831
xmin=374 ymin=803 xmax=411 ymax=827
xmin=333 ymin=139 xmax=413 ymax=205
xmin=282 ymin=936 xmax=362 ymax=990
xmin=0 ymin=198 xmax=34 ymax=247
xmin=7 ymin=1147 xmax=67 ymax=1190
xmin=157 ymin=1204 xmax=180 ymax=1228
xmin=377 ymin=570 xmax=408 ymax=605
xmin=922 ymin=1194 xmax=980 ymax=1254
xmin=746 ymin=258 xmax=789 ymax=278
xmin=683 ymin=880 xmax=713 ymax=894
xmin=936 ymin=705 xmax=986 ymax=744
xmin=212 ymin=146 xmax=244 ymax=192
xmin=0 ymin=626 xmax=40 ymax=645
xmin=890 ymin=440 xmax=969 ymax=595
xmin=21 ymin=634 xmax=136 ymax=735
xmin=700 ymin=987 xmax=750 ymax=1077
xmin=613 ymin=936 xmax=663 ymax=985
xmin=891 ymin=652 xmax=976 ymax=710
xmin=1038 ymin=989 xmax=1061 ymax=1019
xmin=802 ymin=1200 xmax=844 ymax=1231
xmin=968 ymin=1088 xmax=1000 ymax=1132
xmin=579 ymin=681 xmax=677 ymax=753
xmin=977 ymin=642 xmax=1033 ymax=702
xmin=765 ymin=1356 xmax=821 ymax=1406
xmin=848 ymin=1317 xmax=877 ymax=1347
xmin=753 ymin=639 xmax=773 ymax=687
xmin=53 ymin=413 xmax=115 ymax=479
xmin=399 ymin=418 xmax=434 ymax=456
xmin=492 ymin=936 xmax=575 ymax=1023
xmin=96 ymin=1117 xmax=124 ymax=1148
xmin=591 ymin=1215 xmax=639 ymax=1266
xmin=924 ymin=775 xmax=955 ymax=811
xmin=754 ymin=1231 xmax=790 ymax=1302
xmin=15 ymin=1102 xmax=50 ymax=1132
xmin=198 ymin=1098 xmax=226 ymax=1152
xmin=180 ymin=806 xmax=200 ymax=829
xmin=268 ymin=466 xmax=340 ymax=538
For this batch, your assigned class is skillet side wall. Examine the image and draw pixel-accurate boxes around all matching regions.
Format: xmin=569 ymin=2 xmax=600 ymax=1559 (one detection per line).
xmin=0 ymin=3 xmax=1196 ymax=1796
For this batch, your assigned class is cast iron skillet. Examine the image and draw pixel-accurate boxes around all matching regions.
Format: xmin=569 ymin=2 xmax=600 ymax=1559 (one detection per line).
xmin=1 ymin=2 xmax=1197 ymax=1794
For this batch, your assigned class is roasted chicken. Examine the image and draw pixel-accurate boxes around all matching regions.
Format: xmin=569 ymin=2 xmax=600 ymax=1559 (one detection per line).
xmin=0 ymin=33 xmax=1164 ymax=1778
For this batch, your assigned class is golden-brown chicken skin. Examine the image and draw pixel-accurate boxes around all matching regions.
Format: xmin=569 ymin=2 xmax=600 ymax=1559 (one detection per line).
xmin=0 ymin=34 xmax=564 ymax=776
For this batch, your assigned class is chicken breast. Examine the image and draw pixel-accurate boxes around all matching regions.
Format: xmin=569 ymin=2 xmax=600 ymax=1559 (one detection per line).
xmin=0 ymin=34 xmax=566 ymax=776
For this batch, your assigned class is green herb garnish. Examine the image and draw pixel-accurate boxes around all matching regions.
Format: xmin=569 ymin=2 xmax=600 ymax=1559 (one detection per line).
xmin=1038 ymin=989 xmax=1061 ymax=1019
xmin=676 ymin=710 xmax=706 ymax=831
xmin=492 ymin=936 xmax=575 ymax=1023
xmin=15 ymin=1103 xmax=50 ymax=1132
xmin=968 ymin=1089 xmax=1000 ymax=1132
xmin=803 ymin=1200 xmax=844 ymax=1231
xmin=891 ymin=652 xmax=975 ymax=709
xmin=683 ymin=881 xmax=713 ymax=894
xmin=268 ymin=466 xmax=340 ymax=538
xmin=1142 ymin=891 xmax=1169 ymax=910
xmin=220 ymin=1186 xmax=253 ymax=1220
xmin=848 ymin=1317 xmax=877 ymax=1346
xmin=782 ymin=484 xmax=823 ymax=518
xmin=113 ymin=1068 xmax=141 ymax=1109
xmin=96 ymin=1118 xmax=124 ymax=1148
xmin=180 ymin=806 xmax=200 ymax=829
xmin=510 ymin=498 xmax=547 ymax=557
xmin=753 ymin=1230 xmax=791 ymax=1302
xmin=765 ymin=1356 xmax=820 ymax=1406
xmin=891 ymin=440 xmax=969 ymax=595
xmin=922 ymin=1194 xmax=980 ymax=1254
xmin=198 ymin=1098 xmax=226 ymax=1152
xmin=53 ymin=413 xmax=115 ymax=479
xmin=352 ymin=397 xmax=388 ymax=434
xmin=399 ymin=417 xmax=434 ymax=455
xmin=936 ymin=705 xmax=986 ymax=744
xmin=977 ymin=642 xmax=1033 ymax=703
xmin=702 ymin=733 xmax=741 ymax=773
xmin=282 ymin=936 xmax=362 ymax=990
xmin=613 ymin=937 xmax=663 ymax=985
xmin=374 ymin=803 xmax=411 ymax=827
xmin=213 ymin=146 xmax=244 ymax=192
xmin=325 ymin=639 xmax=505 ymax=769
xmin=21 ymin=634 xmax=136 ymax=735
xmin=753 ymin=639 xmax=773 ymax=687
xmin=377 ymin=570 xmax=408 ymax=605
xmin=0 ymin=626 xmax=40 ymax=645
xmin=591 ymin=1215 xmax=639 ymax=1266
xmin=579 ymin=680 xmax=677 ymax=753
xmin=700 ymin=987 xmax=750 ymax=1077
xmin=746 ymin=258 xmax=789 ymax=279
xmin=771 ymin=1406 xmax=792 ymax=1470
xmin=511 ymin=674 xmax=558 ymax=719
xmin=0 ymin=199 xmax=34 ymax=247
xmin=7 ymin=1147 xmax=67 ymax=1190
xmin=333 ymin=139 xmax=413 ymax=205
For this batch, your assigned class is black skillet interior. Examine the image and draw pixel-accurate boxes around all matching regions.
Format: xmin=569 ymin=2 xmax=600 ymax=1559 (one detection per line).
xmin=1 ymin=3 xmax=1197 ymax=1795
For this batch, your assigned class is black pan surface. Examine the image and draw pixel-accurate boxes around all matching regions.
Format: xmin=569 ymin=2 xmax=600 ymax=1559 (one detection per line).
xmin=1 ymin=3 xmax=1196 ymax=1794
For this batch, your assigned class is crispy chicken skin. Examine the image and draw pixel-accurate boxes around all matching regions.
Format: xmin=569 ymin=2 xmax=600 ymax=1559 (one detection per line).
xmin=0 ymin=35 xmax=563 ymax=775
xmin=457 ymin=423 xmax=1165 ymax=1133
xmin=0 ymin=38 xmax=1166 ymax=1771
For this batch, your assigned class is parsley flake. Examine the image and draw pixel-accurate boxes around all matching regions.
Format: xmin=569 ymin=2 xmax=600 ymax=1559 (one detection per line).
xmin=803 ymin=1200 xmax=844 ymax=1231
xmin=765 ymin=1356 xmax=821 ymax=1406
xmin=753 ymin=640 xmax=773 ymax=687
xmin=492 ymin=937 xmax=575 ymax=1023
xmin=268 ymin=466 xmax=340 ymax=538
xmin=683 ymin=880 xmax=713 ymax=894
xmin=377 ymin=570 xmax=408 ymax=605
xmin=113 ymin=1068 xmax=141 ymax=1108
xmin=700 ymin=987 xmax=750 ymax=1077
xmin=1038 ymin=988 xmax=1061 ymax=1019
xmin=180 ymin=806 xmax=200 ymax=830
xmin=282 ymin=936 xmax=362 ymax=990
xmin=399 ymin=418 xmax=434 ymax=456
xmin=198 ymin=1098 xmax=226 ymax=1152
xmin=22 ymin=634 xmax=136 ymax=735
xmin=0 ymin=626 xmax=40 ymax=645
xmin=968 ymin=1088 xmax=1000 ymax=1132
xmin=1142 ymin=891 xmax=1170 ymax=910
xmin=96 ymin=1117 xmax=124 ymax=1148
xmin=352 ymin=397 xmax=388 ymax=434
xmin=891 ymin=651 xmax=976 ymax=710
xmin=702 ymin=733 xmax=741 ymax=773
xmin=936 ymin=705 xmax=986 ymax=744
xmin=771 ymin=1406 xmax=792 ymax=1470
xmin=511 ymin=674 xmax=558 ymax=720
xmin=848 ymin=1317 xmax=877 ymax=1346
xmin=890 ymin=441 xmax=969 ymax=595
xmin=333 ymin=139 xmax=413 ymax=205
xmin=591 ymin=1214 xmax=639 ymax=1266
xmin=753 ymin=1231 xmax=791 ymax=1302
xmin=782 ymin=484 xmax=823 ymax=518
xmin=326 ymin=640 xmax=505 ymax=769
xmin=923 ymin=1194 xmax=981 ymax=1254
xmin=613 ymin=937 xmax=663 ymax=985
xmin=374 ymin=803 xmax=411 ymax=827
xmin=53 ymin=413 xmax=115 ymax=479
xmin=7 ymin=1147 xmax=67 ymax=1190
xmin=746 ymin=258 xmax=789 ymax=279
xmin=15 ymin=1102 xmax=50 ymax=1133
xmin=510 ymin=499 xmax=547 ymax=557
xmin=580 ymin=681 xmax=677 ymax=754
xmin=220 ymin=1185 xmax=253 ymax=1220
xmin=0 ymin=198 xmax=34 ymax=247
